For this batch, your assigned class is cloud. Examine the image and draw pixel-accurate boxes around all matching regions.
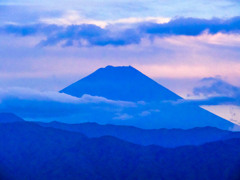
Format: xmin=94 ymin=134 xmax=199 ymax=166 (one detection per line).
xmin=113 ymin=113 xmax=133 ymax=120
xmin=1 ymin=16 xmax=240 ymax=47
xmin=193 ymin=77 xmax=240 ymax=97
xmin=0 ymin=87 xmax=173 ymax=126
xmin=40 ymin=10 xmax=170 ymax=28
xmin=138 ymin=109 xmax=160 ymax=117
xmin=1 ymin=24 xmax=61 ymax=36
xmin=0 ymin=87 xmax=173 ymax=125
xmin=140 ymin=17 xmax=240 ymax=37
xmin=1 ymin=29 xmax=240 ymax=90
xmin=176 ymin=96 xmax=239 ymax=106
xmin=0 ymin=87 xmax=136 ymax=119
xmin=39 ymin=24 xmax=142 ymax=47
xmin=177 ymin=77 xmax=240 ymax=106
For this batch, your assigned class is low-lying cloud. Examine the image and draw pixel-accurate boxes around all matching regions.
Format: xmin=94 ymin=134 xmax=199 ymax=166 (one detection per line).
xmin=0 ymin=87 xmax=136 ymax=119
xmin=0 ymin=87 xmax=170 ymax=124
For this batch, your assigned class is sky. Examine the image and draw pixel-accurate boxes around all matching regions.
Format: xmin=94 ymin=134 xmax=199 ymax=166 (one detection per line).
xmin=0 ymin=0 xmax=240 ymax=124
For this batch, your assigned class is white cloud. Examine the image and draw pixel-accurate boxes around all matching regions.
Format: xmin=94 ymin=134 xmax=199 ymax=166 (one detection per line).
xmin=113 ymin=113 xmax=133 ymax=120
xmin=40 ymin=10 xmax=108 ymax=28
xmin=0 ymin=87 xmax=136 ymax=119
xmin=40 ymin=10 xmax=170 ymax=28
xmin=139 ymin=109 xmax=160 ymax=117
xmin=0 ymin=87 xmax=136 ymax=106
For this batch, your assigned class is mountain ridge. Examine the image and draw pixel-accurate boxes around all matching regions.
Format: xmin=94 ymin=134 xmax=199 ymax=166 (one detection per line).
xmin=37 ymin=121 xmax=240 ymax=147
xmin=0 ymin=120 xmax=240 ymax=180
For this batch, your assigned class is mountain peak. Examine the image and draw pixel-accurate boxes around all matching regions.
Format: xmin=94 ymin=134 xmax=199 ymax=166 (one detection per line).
xmin=99 ymin=65 xmax=136 ymax=72
xmin=105 ymin=65 xmax=134 ymax=69
xmin=60 ymin=65 xmax=181 ymax=102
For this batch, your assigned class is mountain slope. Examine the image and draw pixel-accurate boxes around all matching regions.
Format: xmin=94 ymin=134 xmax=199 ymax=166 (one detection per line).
xmin=0 ymin=121 xmax=240 ymax=180
xmin=38 ymin=121 xmax=240 ymax=147
xmin=0 ymin=112 xmax=24 ymax=123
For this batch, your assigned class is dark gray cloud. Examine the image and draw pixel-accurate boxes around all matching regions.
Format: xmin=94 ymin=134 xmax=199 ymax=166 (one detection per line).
xmin=39 ymin=25 xmax=141 ymax=47
xmin=1 ymin=24 xmax=62 ymax=36
xmin=140 ymin=17 xmax=240 ymax=36
xmin=1 ymin=16 xmax=240 ymax=47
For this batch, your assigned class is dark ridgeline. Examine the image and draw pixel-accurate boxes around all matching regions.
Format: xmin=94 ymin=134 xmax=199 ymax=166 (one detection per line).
xmin=0 ymin=119 xmax=240 ymax=180
xmin=60 ymin=65 xmax=237 ymax=130
xmin=38 ymin=121 xmax=240 ymax=148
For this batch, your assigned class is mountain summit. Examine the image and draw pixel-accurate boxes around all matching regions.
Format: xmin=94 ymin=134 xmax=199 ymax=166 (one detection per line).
xmin=60 ymin=65 xmax=181 ymax=102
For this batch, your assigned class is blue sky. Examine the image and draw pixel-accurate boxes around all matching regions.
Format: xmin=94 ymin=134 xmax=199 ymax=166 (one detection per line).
xmin=0 ymin=0 xmax=240 ymax=124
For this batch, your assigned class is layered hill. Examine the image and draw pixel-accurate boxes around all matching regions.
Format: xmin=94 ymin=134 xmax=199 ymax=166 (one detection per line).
xmin=0 ymin=120 xmax=240 ymax=180
xmin=38 ymin=121 xmax=240 ymax=147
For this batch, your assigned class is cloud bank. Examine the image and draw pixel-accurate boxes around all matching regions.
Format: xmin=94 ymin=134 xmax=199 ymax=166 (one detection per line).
xmin=0 ymin=87 xmax=136 ymax=119
xmin=0 ymin=87 xmax=173 ymax=125
xmin=1 ymin=17 xmax=240 ymax=47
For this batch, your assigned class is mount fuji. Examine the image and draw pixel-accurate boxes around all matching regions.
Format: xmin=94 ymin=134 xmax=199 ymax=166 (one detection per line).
xmin=60 ymin=65 xmax=238 ymax=130
xmin=60 ymin=65 xmax=181 ymax=102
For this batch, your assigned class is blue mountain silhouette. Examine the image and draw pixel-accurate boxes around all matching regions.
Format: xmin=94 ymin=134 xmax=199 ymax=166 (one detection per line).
xmin=38 ymin=121 xmax=240 ymax=147
xmin=0 ymin=119 xmax=240 ymax=180
xmin=60 ymin=66 xmax=238 ymax=130
xmin=60 ymin=65 xmax=181 ymax=102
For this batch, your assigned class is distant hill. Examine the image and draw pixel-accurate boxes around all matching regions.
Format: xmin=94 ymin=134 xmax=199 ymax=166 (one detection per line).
xmin=38 ymin=121 xmax=240 ymax=147
xmin=0 ymin=121 xmax=86 ymax=180
xmin=59 ymin=66 xmax=238 ymax=130
xmin=0 ymin=121 xmax=240 ymax=180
